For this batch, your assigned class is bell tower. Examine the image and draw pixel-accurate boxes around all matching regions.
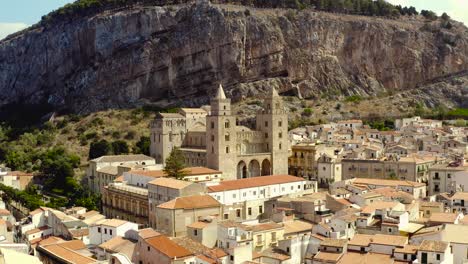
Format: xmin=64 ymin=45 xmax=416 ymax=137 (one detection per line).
xmin=206 ymin=84 xmax=237 ymax=180
xmin=257 ymin=87 xmax=289 ymax=175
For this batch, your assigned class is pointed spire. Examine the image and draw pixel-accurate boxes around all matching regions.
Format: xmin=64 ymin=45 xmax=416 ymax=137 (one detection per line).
xmin=270 ymin=87 xmax=279 ymax=97
xmin=215 ymin=84 xmax=227 ymax=99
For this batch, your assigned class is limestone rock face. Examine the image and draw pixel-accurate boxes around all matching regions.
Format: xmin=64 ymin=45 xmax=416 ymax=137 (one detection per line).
xmin=0 ymin=2 xmax=467 ymax=113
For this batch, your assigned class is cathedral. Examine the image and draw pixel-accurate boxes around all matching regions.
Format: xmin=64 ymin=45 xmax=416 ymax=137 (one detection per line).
xmin=149 ymin=85 xmax=289 ymax=180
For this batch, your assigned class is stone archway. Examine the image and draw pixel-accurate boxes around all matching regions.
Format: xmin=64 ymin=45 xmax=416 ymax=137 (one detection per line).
xmin=237 ymin=161 xmax=247 ymax=179
xmin=249 ymin=160 xmax=261 ymax=177
xmin=261 ymin=159 xmax=271 ymax=176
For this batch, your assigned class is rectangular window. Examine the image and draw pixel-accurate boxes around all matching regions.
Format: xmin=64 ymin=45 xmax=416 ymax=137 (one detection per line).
xmin=104 ymin=228 xmax=107 ymax=234
xmin=279 ymin=132 xmax=282 ymax=138
xmin=224 ymin=213 xmax=228 ymax=219
xmin=436 ymin=254 xmax=440 ymax=260
xmin=243 ymin=192 xmax=246 ymax=197
xmin=265 ymin=121 xmax=268 ymax=127
xmin=279 ymin=143 xmax=282 ymax=150
xmin=211 ymin=134 xmax=214 ymax=141
xmin=265 ymin=133 xmax=268 ymax=139
xmin=248 ymin=207 xmax=252 ymax=216
xmin=278 ymin=121 xmax=282 ymax=127
xmin=211 ymin=122 xmax=214 ymax=129
xmin=226 ymin=146 xmax=229 ymax=153
xmin=194 ymin=230 xmax=198 ymax=236
xmin=236 ymin=209 xmax=241 ymax=218
xmin=98 ymin=227 xmax=101 ymax=233
xmin=225 ymin=134 xmax=230 ymax=141
xmin=110 ymin=230 xmax=113 ymax=236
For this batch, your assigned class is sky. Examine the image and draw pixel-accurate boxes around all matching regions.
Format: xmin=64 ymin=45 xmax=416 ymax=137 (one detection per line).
xmin=0 ymin=0 xmax=74 ymax=40
xmin=387 ymin=0 xmax=468 ymax=26
xmin=0 ymin=0 xmax=467 ymax=40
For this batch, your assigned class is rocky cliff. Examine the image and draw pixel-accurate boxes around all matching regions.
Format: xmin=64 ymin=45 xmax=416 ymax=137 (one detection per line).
xmin=0 ymin=1 xmax=467 ymax=113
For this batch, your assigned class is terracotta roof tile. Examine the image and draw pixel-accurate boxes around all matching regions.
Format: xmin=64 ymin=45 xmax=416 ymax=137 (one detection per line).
xmin=98 ymin=219 xmax=129 ymax=228
xmin=337 ymin=252 xmax=393 ymax=264
xmin=245 ymin=222 xmax=283 ymax=233
xmin=354 ymin=178 xmax=425 ymax=188
xmin=451 ymin=192 xmax=468 ymax=200
xmin=429 ymin=213 xmax=458 ymax=223
xmin=146 ymin=235 xmax=192 ymax=259
xmin=138 ymin=228 xmax=161 ymax=239
xmin=157 ymin=195 xmax=220 ymax=210
xmin=313 ymin=251 xmax=343 ymax=262
xmin=369 ymin=234 xmax=407 ymax=247
xmin=394 ymin=245 xmax=419 ymax=254
xmin=419 ymin=240 xmax=449 ymax=253
xmin=283 ymin=220 xmax=313 ymax=235
xmin=38 ymin=242 xmax=94 ymax=264
xmin=321 ymin=239 xmax=348 ymax=248
xmin=361 ymin=201 xmax=399 ymax=214
xmin=187 ymin=221 xmax=210 ymax=229
xmin=148 ymin=177 xmax=192 ymax=189
xmin=348 ymin=234 xmax=373 ymax=247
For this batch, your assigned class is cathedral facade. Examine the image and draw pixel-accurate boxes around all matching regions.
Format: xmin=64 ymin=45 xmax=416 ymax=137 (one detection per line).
xmin=149 ymin=85 xmax=289 ymax=180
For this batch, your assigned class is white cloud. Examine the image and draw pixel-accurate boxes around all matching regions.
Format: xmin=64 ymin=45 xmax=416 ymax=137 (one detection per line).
xmin=0 ymin=23 xmax=29 ymax=40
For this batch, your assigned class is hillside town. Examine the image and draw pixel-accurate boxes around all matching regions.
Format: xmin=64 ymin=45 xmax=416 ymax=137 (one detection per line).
xmin=0 ymin=86 xmax=465 ymax=263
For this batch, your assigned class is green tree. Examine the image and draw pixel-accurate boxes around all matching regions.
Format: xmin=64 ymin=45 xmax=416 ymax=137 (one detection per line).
xmin=303 ymin=108 xmax=313 ymax=117
xmin=89 ymin=139 xmax=111 ymax=159
xmin=441 ymin=12 xmax=450 ymax=21
xmin=111 ymin=140 xmax=129 ymax=155
xmin=163 ymin=147 xmax=186 ymax=180
xmin=39 ymin=147 xmax=80 ymax=195
xmin=454 ymin=119 xmax=466 ymax=127
xmin=134 ymin=136 xmax=151 ymax=155
xmin=421 ymin=10 xmax=437 ymax=20
xmin=389 ymin=171 xmax=398 ymax=180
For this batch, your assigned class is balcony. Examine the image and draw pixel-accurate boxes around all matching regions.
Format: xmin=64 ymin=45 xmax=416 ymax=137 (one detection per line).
xmin=228 ymin=234 xmax=251 ymax=242
xmin=316 ymin=209 xmax=332 ymax=215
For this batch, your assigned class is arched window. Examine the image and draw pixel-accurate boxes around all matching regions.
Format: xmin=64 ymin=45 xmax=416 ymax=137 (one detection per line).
xmin=225 ymin=120 xmax=230 ymax=128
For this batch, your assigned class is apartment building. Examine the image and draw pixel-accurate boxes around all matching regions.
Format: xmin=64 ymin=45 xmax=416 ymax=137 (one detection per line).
xmin=89 ymin=219 xmax=138 ymax=245
xmin=155 ymin=194 xmax=221 ymax=237
xmin=87 ymin=154 xmax=156 ymax=193
xmin=342 ymin=154 xmax=442 ymax=183
xmin=207 ymin=175 xmax=311 ymax=206
xmin=288 ymin=143 xmax=317 ymax=180
xmin=428 ymin=160 xmax=468 ymax=195
xmin=0 ymin=169 xmax=35 ymax=190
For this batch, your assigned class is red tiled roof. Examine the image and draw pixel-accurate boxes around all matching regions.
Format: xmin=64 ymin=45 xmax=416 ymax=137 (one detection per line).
xmin=146 ymin=235 xmax=192 ymax=259
xmin=158 ymin=195 xmax=220 ymax=210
